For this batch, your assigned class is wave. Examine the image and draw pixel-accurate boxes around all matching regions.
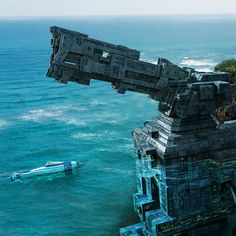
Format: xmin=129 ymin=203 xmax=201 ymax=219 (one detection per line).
xmin=18 ymin=104 xmax=126 ymax=127
xmin=72 ymin=130 xmax=117 ymax=140
xmin=19 ymin=109 xmax=62 ymax=121
xmin=107 ymin=119 xmax=119 ymax=124
xmin=0 ymin=119 xmax=8 ymax=129
xmin=146 ymin=58 xmax=216 ymax=71
xmin=180 ymin=58 xmax=216 ymax=68
xmin=64 ymin=118 xmax=86 ymax=126
xmin=51 ymin=104 xmax=87 ymax=112
xmin=195 ymin=68 xmax=213 ymax=73
xmin=19 ymin=108 xmax=86 ymax=126
xmin=97 ymin=167 xmax=135 ymax=175
xmin=71 ymin=133 xmax=100 ymax=139
xmin=90 ymin=99 xmax=108 ymax=107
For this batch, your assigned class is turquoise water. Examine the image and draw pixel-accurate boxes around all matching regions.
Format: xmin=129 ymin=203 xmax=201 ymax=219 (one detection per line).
xmin=0 ymin=16 xmax=236 ymax=235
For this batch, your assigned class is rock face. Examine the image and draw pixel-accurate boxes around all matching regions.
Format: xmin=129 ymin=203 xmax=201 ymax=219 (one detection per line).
xmin=46 ymin=27 xmax=236 ymax=236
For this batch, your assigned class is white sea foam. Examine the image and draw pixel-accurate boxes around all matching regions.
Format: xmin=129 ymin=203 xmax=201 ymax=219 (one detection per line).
xmin=147 ymin=58 xmax=217 ymax=71
xmin=64 ymin=118 xmax=86 ymax=126
xmin=19 ymin=108 xmax=86 ymax=126
xmin=90 ymin=99 xmax=108 ymax=107
xmin=72 ymin=132 xmax=101 ymax=139
xmin=180 ymin=59 xmax=216 ymax=67
xmin=19 ymin=109 xmax=62 ymax=122
xmin=98 ymin=167 xmax=135 ymax=175
xmin=0 ymin=119 xmax=8 ymax=128
xmin=51 ymin=104 xmax=87 ymax=112
xmin=107 ymin=120 xmax=119 ymax=124
xmin=72 ymin=130 xmax=117 ymax=140
xmin=195 ymin=68 xmax=213 ymax=73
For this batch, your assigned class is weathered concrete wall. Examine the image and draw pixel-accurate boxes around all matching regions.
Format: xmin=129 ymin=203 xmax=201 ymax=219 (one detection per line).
xmin=121 ymin=113 xmax=236 ymax=236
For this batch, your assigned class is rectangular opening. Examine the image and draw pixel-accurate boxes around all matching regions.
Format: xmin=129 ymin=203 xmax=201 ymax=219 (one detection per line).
xmin=64 ymin=60 xmax=77 ymax=66
xmin=151 ymin=177 xmax=160 ymax=208
xmin=100 ymin=50 xmax=111 ymax=64
xmin=63 ymin=52 xmax=81 ymax=67
xmin=142 ymin=177 xmax=147 ymax=195
xmin=102 ymin=51 xmax=110 ymax=58
xmin=151 ymin=155 xmax=157 ymax=168
xmin=137 ymin=150 xmax=141 ymax=160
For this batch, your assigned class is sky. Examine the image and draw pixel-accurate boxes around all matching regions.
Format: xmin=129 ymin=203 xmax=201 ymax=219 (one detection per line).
xmin=0 ymin=0 xmax=236 ymax=17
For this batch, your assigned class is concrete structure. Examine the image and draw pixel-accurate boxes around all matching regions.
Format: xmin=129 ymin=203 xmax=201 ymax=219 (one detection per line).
xmin=46 ymin=26 xmax=236 ymax=236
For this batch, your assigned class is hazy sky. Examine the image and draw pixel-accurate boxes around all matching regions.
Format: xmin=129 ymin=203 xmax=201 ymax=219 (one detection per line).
xmin=1 ymin=0 xmax=236 ymax=17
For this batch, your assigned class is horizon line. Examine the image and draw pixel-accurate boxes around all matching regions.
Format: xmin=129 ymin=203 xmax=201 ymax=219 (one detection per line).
xmin=1 ymin=13 xmax=236 ymax=19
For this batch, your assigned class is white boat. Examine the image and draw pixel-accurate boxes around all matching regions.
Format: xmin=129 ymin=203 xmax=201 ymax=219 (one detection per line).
xmin=10 ymin=161 xmax=80 ymax=182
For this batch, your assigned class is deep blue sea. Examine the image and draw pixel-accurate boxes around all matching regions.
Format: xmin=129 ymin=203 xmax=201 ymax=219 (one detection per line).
xmin=0 ymin=15 xmax=236 ymax=236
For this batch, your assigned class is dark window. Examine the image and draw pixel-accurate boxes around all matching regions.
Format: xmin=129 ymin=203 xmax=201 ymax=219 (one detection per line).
xmin=142 ymin=177 xmax=147 ymax=195
xmin=151 ymin=177 xmax=160 ymax=208
xmin=151 ymin=155 xmax=157 ymax=168
xmin=138 ymin=151 xmax=141 ymax=160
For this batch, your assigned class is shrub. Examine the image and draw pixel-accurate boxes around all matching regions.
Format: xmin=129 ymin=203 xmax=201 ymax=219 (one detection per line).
xmin=214 ymin=59 xmax=236 ymax=122
xmin=215 ymin=59 xmax=236 ymax=82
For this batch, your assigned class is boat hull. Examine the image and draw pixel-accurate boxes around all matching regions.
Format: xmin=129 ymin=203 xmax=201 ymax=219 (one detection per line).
xmin=10 ymin=161 xmax=79 ymax=182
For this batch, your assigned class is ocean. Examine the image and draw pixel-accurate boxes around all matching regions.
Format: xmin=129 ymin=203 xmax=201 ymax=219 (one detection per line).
xmin=0 ymin=15 xmax=236 ymax=236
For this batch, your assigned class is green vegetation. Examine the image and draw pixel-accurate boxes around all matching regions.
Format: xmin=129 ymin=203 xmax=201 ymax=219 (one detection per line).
xmin=215 ymin=59 xmax=236 ymax=82
xmin=214 ymin=59 xmax=236 ymax=122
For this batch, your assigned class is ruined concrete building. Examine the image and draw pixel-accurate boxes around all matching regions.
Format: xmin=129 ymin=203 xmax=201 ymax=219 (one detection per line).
xmin=46 ymin=26 xmax=236 ymax=236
